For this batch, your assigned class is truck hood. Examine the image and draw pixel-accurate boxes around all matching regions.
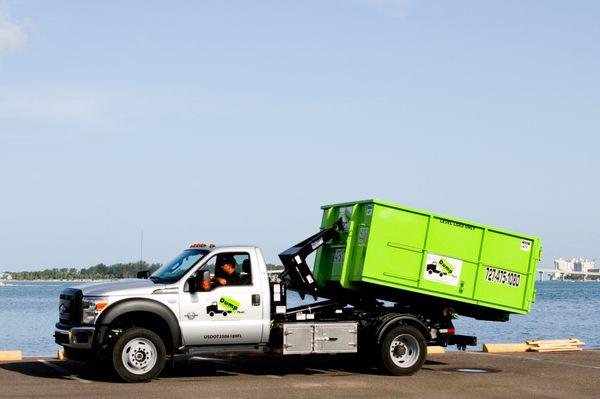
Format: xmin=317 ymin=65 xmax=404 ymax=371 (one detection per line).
xmin=72 ymin=278 xmax=165 ymax=296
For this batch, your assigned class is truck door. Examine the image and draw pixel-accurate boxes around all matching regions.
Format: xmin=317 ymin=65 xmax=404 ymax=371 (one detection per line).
xmin=178 ymin=251 xmax=264 ymax=346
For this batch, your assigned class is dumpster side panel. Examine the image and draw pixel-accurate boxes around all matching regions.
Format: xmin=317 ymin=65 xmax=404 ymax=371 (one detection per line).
xmin=473 ymin=230 xmax=537 ymax=311
xmin=427 ymin=217 xmax=484 ymax=263
xmin=418 ymin=217 xmax=485 ymax=299
xmin=481 ymin=231 xmax=534 ymax=274
xmin=313 ymin=199 xmax=540 ymax=315
xmin=360 ymin=205 xmax=428 ymax=288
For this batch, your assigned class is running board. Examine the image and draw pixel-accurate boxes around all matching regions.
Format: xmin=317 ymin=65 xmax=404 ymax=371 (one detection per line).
xmin=184 ymin=344 xmax=267 ymax=356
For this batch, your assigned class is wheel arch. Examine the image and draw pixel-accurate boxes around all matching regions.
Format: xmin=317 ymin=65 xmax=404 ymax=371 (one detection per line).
xmin=95 ymin=298 xmax=182 ymax=352
xmin=375 ymin=313 xmax=432 ymax=344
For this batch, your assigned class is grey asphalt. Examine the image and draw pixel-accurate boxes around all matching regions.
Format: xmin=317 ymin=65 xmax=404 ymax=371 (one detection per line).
xmin=0 ymin=350 xmax=598 ymax=398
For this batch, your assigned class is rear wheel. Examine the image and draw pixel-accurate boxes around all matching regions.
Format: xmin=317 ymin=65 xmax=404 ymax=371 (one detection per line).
xmin=379 ymin=325 xmax=427 ymax=375
xmin=112 ymin=327 xmax=166 ymax=382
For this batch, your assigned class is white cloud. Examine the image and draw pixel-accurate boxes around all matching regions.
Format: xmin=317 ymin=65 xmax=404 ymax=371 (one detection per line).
xmin=0 ymin=2 xmax=27 ymax=53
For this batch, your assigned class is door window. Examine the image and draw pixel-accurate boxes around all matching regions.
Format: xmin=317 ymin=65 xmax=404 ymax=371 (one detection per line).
xmin=199 ymin=252 xmax=252 ymax=287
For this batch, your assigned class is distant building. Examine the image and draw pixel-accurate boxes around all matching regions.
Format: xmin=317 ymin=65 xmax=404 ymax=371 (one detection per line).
xmin=0 ymin=272 xmax=12 ymax=280
xmin=573 ymin=258 xmax=595 ymax=273
xmin=553 ymin=258 xmax=596 ymax=274
xmin=554 ymin=258 xmax=574 ymax=272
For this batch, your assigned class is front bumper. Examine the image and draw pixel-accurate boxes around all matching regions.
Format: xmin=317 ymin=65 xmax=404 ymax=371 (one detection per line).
xmin=54 ymin=324 xmax=96 ymax=349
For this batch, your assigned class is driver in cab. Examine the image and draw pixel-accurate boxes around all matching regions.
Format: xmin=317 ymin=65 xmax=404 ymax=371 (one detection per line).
xmin=212 ymin=256 xmax=242 ymax=287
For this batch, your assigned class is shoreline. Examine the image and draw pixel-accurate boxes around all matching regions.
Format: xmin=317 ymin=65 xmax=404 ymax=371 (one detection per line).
xmin=2 ymin=279 xmax=114 ymax=283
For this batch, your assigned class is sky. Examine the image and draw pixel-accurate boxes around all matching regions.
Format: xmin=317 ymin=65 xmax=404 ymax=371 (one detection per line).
xmin=0 ymin=0 xmax=598 ymax=271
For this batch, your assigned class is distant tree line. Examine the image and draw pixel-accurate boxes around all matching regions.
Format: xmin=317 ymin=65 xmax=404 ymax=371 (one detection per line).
xmin=6 ymin=261 xmax=162 ymax=281
xmin=5 ymin=261 xmax=284 ymax=280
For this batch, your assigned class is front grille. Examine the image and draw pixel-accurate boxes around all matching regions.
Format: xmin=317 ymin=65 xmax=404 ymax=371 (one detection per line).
xmin=58 ymin=288 xmax=83 ymax=325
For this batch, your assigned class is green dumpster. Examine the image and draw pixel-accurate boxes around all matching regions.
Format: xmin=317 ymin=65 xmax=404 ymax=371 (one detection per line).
xmin=313 ymin=199 xmax=541 ymax=319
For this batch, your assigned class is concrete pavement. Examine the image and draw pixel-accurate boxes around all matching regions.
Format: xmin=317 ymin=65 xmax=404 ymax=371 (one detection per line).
xmin=0 ymin=350 xmax=598 ymax=398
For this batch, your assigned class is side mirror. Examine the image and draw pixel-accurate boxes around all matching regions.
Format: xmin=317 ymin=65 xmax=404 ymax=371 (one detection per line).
xmin=137 ymin=270 xmax=150 ymax=279
xmin=188 ymin=270 xmax=211 ymax=293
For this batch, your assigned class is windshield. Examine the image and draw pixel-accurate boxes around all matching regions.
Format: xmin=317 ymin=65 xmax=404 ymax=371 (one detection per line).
xmin=151 ymin=249 xmax=209 ymax=284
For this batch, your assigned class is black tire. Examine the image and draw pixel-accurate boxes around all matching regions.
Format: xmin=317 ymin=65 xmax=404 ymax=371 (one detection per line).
xmin=209 ymin=311 xmax=215 ymax=317
xmin=427 ymin=269 xmax=433 ymax=275
xmin=112 ymin=327 xmax=166 ymax=383
xmin=379 ymin=325 xmax=427 ymax=376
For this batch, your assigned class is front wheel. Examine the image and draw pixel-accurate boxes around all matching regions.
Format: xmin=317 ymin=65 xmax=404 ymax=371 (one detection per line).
xmin=112 ymin=327 xmax=166 ymax=382
xmin=379 ymin=325 xmax=427 ymax=375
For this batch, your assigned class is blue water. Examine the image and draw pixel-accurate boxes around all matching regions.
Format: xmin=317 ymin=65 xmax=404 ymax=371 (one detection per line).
xmin=0 ymin=281 xmax=73 ymax=356
xmin=454 ymin=281 xmax=600 ymax=349
xmin=0 ymin=280 xmax=598 ymax=356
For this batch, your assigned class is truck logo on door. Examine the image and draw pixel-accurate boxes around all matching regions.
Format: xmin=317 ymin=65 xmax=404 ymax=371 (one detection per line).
xmin=206 ymin=296 xmax=241 ymax=317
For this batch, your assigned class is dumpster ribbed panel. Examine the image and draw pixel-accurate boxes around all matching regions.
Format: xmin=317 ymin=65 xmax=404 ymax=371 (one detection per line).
xmin=313 ymin=199 xmax=541 ymax=316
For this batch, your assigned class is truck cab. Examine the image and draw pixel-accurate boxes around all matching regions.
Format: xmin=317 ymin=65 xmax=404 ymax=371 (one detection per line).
xmin=55 ymin=245 xmax=273 ymax=381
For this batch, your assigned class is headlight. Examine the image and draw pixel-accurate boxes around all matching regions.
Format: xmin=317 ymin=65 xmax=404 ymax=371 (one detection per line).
xmin=81 ymin=296 xmax=109 ymax=324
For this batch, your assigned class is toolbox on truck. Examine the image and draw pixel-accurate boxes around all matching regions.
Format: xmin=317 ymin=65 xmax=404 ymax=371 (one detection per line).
xmin=282 ymin=322 xmax=358 ymax=355
xmin=313 ymin=200 xmax=541 ymax=319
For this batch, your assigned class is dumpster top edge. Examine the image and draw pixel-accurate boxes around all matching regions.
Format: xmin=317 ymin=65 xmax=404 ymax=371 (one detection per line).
xmin=320 ymin=199 xmax=541 ymax=243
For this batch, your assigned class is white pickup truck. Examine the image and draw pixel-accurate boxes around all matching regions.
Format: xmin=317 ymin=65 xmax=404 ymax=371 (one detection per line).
xmin=55 ymin=222 xmax=463 ymax=382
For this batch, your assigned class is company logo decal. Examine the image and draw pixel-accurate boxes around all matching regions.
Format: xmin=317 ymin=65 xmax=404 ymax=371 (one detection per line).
xmin=206 ymin=296 xmax=240 ymax=317
xmin=424 ymin=253 xmax=463 ymax=287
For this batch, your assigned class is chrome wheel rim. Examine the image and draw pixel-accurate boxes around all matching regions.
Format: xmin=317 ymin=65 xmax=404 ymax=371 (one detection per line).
xmin=121 ymin=337 xmax=157 ymax=375
xmin=389 ymin=334 xmax=420 ymax=368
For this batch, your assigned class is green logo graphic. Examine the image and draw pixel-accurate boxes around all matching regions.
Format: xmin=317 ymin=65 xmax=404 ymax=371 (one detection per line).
xmin=438 ymin=258 xmax=455 ymax=275
xmin=219 ymin=296 xmax=240 ymax=313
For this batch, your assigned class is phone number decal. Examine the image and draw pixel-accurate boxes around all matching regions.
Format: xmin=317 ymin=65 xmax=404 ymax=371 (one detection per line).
xmin=484 ymin=267 xmax=521 ymax=287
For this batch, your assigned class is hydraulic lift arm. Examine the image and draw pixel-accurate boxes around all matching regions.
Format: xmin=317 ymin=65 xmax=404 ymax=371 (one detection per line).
xmin=278 ymin=218 xmax=344 ymax=295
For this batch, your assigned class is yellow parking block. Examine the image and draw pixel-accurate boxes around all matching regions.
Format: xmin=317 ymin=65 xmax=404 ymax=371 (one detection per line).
xmin=427 ymin=346 xmax=445 ymax=354
xmin=0 ymin=350 xmax=22 ymax=361
xmin=483 ymin=343 xmax=530 ymax=353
